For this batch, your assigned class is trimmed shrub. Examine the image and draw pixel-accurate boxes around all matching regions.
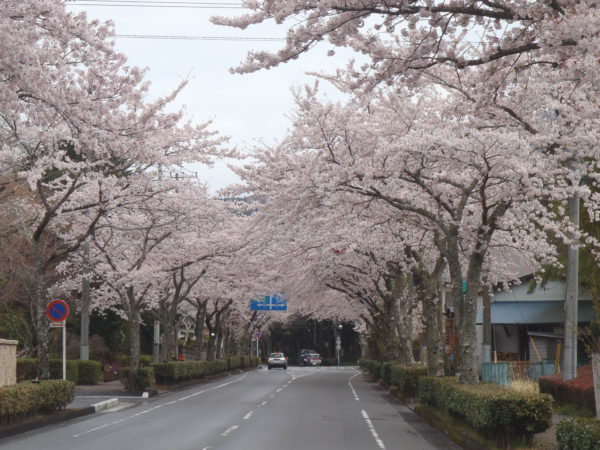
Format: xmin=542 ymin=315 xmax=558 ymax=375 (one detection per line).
xmin=380 ymin=362 xmax=393 ymax=386
xmin=228 ymin=355 xmax=242 ymax=371
xmin=390 ymin=365 xmax=427 ymax=399
xmin=418 ymin=376 xmax=553 ymax=446
xmin=539 ymin=365 xmax=595 ymax=415
xmin=17 ymin=359 xmax=102 ymax=385
xmin=0 ymin=380 xmax=75 ymax=425
xmin=16 ymin=358 xmax=38 ymax=382
xmin=118 ymin=367 xmax=154 ymax=391
xmin=73 ymin=360 xmax=103 ymax=384
xmin=152 ymin=361 xmax=208 ymax=384
xmin=556 ymin=418 xmax=600 ymax=450
xmin=250 ymin=357 xmax=260 ymax=367
xmin=115 ymin=354 xmax=154 ymax=368
xmin=49 ymin=360 xmax=79 ymax=384
xmin=359 ymin=359 xmax=383 ymax=379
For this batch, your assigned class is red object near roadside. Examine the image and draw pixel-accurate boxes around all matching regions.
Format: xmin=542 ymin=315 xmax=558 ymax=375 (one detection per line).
xmin=178 ymin=354 xmax=185 ymax=361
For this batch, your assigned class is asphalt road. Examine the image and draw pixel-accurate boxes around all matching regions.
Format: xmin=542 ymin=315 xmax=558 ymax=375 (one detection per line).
xmin=0 ymin=367 xmax=459 ymax=450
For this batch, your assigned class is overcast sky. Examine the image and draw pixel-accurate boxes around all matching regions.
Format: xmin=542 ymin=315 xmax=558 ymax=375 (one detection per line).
xmin=67 ymin=1 xmax=353 ymax=191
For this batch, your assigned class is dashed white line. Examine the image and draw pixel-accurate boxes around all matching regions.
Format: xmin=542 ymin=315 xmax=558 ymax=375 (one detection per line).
xmin=243 ymin=411 xmax=254 ymax=420
xmin=260 ymin=400 xmax=268 ymax=407
xmin=361 ymin=409 xmax=386 ymax=449
xmin=221 ymin=425 xmax=239 ymax=436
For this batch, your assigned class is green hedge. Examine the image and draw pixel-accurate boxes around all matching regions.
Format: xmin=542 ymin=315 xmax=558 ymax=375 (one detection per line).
xmin=418 ymin=376 xmax=553 ymax=446
xmin=17 ymin=359 xmax=102 ymax=385
xmin=118 ymin=367 xmax=154 ymax=391
xmin=380 ymin=362 xmax=394 ymax=386
xmin=228 ymin=355 xmax=242 ymax=370
xmin=74 ymin=360 xmax=103 ymax=384
xmin=557 ymin=418 xmax=600 ymax=450
xmin=359 ymin=359 xmax=383 ymax=377
xmin=0 ymin=380 xmax=75 ymax=425
xmin=152 ymin=361 xmax=208 ymax=384
xmin=390 ymin=365 xmax=427 ymax=398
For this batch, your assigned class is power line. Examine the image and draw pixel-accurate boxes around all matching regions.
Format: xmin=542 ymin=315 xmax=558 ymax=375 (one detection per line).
xmin=115 ymin=34 xmax=284 ymax=41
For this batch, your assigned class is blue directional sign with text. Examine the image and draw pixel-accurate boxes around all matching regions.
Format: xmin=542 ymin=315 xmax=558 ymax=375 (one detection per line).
xmin=250 ymin=295 xmax=288 ymax=311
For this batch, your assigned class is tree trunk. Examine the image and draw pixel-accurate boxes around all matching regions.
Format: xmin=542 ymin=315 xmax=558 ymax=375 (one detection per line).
xmin=392 ymin=271 xmax=415 ymax=366
xmin=33 ymin=240 xmax=50 ymax=379
xmin=446 ymin=235 xmax=480 ymax=384
xmin=194 ymin=302 xmax=207 ymax=360
xmin=128 ymin=309 xmax=141 ymax=390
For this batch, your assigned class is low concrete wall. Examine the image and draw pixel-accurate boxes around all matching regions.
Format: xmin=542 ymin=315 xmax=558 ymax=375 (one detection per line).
xmin=0 ymin=339 xmax=18 ymax=386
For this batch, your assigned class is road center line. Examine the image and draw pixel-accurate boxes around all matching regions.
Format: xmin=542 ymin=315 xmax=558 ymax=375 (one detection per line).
xmin=221 ymin=425 xmax=238 ymax=436
xmin=243 ymin=411 xmax=254 ymax=420
xmin=361 ymin=409 xmax=386 ymax=450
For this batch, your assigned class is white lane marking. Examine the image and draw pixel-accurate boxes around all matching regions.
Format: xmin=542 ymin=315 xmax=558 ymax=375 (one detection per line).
xmin=276 ymin=388 xmax=283 ymax=392
xmin=361 ymin=409 xmax=386 ymax=449
xmin=260 ymin=400 xmax=268 ymax=407
xmin=73 ymin=373 xmax=248 ymax=438
xmin=221 ymin=425 xmax=238 ymax=436
xmin=348 ymin=372 xmax=361 ymax=401
xmin=243 ymin=411 xmax=254 ymax=420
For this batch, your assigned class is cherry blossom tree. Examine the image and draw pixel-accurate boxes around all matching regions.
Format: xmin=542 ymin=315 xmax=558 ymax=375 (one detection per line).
xmin=0 ymin=0 xmax=230 ymax=378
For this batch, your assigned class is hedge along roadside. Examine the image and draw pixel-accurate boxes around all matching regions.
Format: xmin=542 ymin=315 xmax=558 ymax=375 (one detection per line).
xmin=0 ymin=380 xmax=75 ymax=425
xmin=418 ymin=376 xmax=553 ymax=447
xmin=16 ymin=359 xmax=103 ymax=385
xmin=556 ymin=418 xmax=600 ymax=450
xmin=126 ymin=356 xmax=261 ymax=387
xmin=359 ymin=359 xmax=427 ymax=399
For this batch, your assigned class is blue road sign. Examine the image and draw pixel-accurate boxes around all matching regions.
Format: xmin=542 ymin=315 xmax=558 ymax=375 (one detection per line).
xmin=250 ymin=295 xmax=288 ymax=311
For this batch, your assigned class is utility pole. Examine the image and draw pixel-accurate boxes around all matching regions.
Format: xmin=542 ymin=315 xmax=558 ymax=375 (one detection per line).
xmin=563 ymin=196 xmax=579 ymax=381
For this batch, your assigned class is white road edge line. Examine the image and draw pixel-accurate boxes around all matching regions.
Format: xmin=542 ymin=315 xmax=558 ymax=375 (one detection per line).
xmin=221 ymin=425 xmax=238 ymax=436
xmin=348 ymin=371 xmax=361 ymax=401
xmin=72 ymin=373 xmax=248 ymax=438
xmin=361 ymin=409 xmax=386 ymax=450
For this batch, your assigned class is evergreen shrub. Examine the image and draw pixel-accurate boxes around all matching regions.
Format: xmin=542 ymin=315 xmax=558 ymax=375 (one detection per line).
xmin=390 ymin=365 xmax=427 ymax=398
xmin=359 ymin=359 xmax=383 ymax=378
xmin=118 ymin=367 xmax=154 ymax=390
xmin=152 ymin=361 xmax=208 ymax=384
xmin=418 ymin=376 xmax=552 ymax=446
xmin=73 ymin=360 xmax=103 ymax=384
xmin=556 ymin=418 xmax=600 ymax=450
xmin=380 ymin=362 xmax=394 ymax=386
xmin=0 ymin=380 xmax=74 ymax=425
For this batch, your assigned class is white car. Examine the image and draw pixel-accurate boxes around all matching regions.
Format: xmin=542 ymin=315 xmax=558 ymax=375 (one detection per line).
xmin=267 ymin=352 xmax=287 ymax=370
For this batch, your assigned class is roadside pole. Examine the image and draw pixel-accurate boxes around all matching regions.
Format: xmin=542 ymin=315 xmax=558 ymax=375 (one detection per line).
xmin=62 ymin=319 xmax=66 ymax=380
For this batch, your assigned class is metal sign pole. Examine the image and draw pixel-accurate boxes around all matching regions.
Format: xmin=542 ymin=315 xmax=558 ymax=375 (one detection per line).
xmin=62 ymin=320 xmax=66 ymax=380
xmin=256 ymin=337 xmax=259 ymax=359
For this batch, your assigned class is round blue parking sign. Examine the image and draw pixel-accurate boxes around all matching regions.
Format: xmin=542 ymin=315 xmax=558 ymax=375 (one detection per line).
xmin=47 ymin=300 xmax=69 ymax=322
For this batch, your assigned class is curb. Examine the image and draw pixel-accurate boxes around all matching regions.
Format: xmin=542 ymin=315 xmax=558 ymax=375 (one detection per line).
xmin=91 ymin=397 xmax=119 ymax=413
xmin=0 ymin=407 xmax=95 ymax=440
